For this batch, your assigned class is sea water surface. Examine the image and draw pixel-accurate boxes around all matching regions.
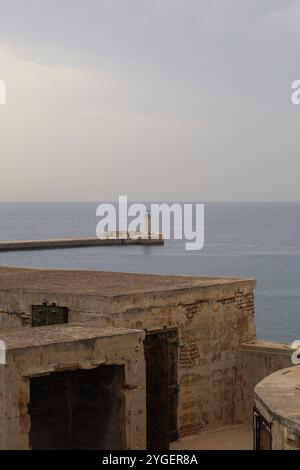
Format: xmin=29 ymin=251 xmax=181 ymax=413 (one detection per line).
xmin=0 ymin=202 xmax=299 ymax=343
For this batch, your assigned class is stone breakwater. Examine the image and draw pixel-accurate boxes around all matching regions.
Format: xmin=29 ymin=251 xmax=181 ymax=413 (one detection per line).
xmin=0 ymin=235 xmax=164 ymax=252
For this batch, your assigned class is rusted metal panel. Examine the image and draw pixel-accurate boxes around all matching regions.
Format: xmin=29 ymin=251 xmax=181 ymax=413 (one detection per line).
xmin=31 ymin=302 xmax=68 ymax=327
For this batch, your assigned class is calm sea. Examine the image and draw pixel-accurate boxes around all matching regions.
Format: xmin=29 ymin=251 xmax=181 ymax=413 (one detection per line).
xmin=0 ymin=202 xmax=299 ymax=344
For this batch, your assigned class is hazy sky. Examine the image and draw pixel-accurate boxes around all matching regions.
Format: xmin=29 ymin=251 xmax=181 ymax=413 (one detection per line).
xmin=0 ymin=0 xmax=300 ymax=201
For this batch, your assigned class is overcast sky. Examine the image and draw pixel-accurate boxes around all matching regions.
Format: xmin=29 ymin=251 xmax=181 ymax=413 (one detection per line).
xmin=0 ymin=0 xmax=300 ymax=201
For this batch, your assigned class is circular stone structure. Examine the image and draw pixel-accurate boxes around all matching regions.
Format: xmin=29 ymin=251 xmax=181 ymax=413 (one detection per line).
xmin=254 ymin=365 xmax=300 ymax=450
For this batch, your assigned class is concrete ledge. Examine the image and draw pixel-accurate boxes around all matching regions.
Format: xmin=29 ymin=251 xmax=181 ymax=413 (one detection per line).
xmin=239 ymin=340 xmax=293 ymax=356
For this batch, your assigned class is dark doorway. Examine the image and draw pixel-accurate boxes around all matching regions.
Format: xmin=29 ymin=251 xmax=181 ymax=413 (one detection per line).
xmin=253 ymin=407 xmax=272 ymax=450
xmin=144 ymin=328 xmax=178 ymax=450
xmin=29 ymin=366 xmax=125 ymax=450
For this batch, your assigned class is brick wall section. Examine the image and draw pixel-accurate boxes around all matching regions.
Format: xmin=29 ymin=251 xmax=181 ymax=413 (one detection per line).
xmin=179 ymin=343 xmax=200 ymax=368
xmin=176 ymin=291 xmax=256 ymax=435
xmin=71 ymin=285 xmax=256 ymax=437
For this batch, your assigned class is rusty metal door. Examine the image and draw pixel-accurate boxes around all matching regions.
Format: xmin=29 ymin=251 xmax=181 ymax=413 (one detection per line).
xmin=144 ymin=328 xmax=178 ymax=450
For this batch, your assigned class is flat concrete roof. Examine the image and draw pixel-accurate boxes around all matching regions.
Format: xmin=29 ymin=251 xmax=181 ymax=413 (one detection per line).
xmin=0 ymin=323 xmax=141 ymax=350
xmin=0 ymin=266 xmax=255 ymax=297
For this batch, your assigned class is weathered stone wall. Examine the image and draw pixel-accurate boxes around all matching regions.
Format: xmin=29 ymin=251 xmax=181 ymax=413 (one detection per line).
xmin=0 ymin=268 xmax=297 ymax=447
xmin=254 ymin=365 xmax=300 ymax=450
xmin=0 ymin=311 xmax=28 ymax=329
xmin=69 ymin=282 xmax=257 ymax=436
xmin=0 ymin=325 xmax=146 ymax=450
xmin=235 ymin=341 xmax=294 ymax=424
xmin=0 ymin=278 xmax=256 ymax=437
xmin=6 ymin=268 xmax=300 ymax=448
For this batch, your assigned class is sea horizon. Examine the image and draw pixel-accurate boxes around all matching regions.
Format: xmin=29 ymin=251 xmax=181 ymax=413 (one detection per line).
xmin=0 ymin=201 xmax=299 ymax=344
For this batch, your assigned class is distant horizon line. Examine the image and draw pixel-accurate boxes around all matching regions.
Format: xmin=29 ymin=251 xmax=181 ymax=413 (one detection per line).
xmin=1 ymin=200 xmax=300 ymax=204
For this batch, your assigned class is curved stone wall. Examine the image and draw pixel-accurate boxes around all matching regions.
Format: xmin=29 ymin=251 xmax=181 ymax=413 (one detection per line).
xmin=254 ymin=365 xmax=300 ymax=450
